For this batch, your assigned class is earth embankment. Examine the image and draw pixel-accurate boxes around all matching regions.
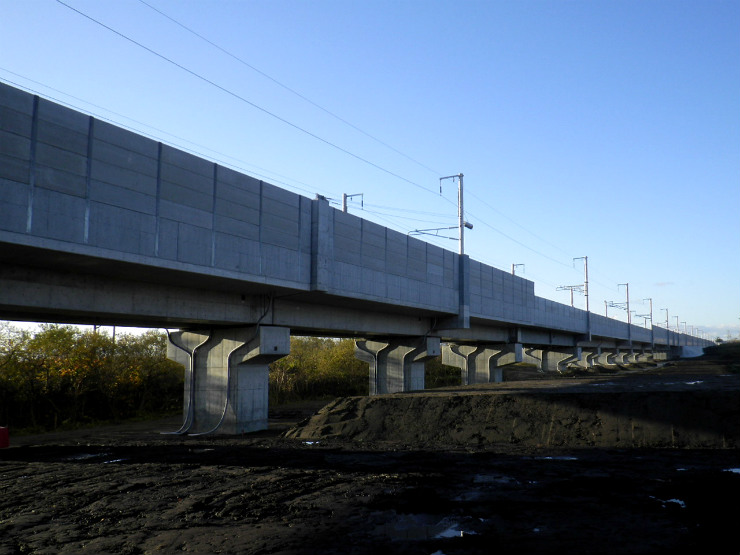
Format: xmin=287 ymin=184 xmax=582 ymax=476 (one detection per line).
xmin=287 ymin=361 xmax=739 ymax=448
xmin=1 ymin=358 xmax=739 ymax=554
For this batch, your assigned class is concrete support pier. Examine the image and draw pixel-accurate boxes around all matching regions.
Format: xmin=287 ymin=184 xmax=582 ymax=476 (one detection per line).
xmin=540 ymin=348 xmax=581 ymax=373
xmin=168 ymin=326 xmax=290 ymax=434
xmin=355 ymin=336 xmax=441 ymax=395
xmin=442 ymin=343 xmax=523 ymax=384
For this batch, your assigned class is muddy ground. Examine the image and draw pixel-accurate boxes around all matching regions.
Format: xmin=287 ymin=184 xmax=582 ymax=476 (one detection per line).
xmin=1 ymin=359 xmax=739 ymax=555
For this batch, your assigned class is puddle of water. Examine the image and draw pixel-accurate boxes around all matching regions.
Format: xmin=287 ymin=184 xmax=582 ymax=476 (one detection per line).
xmin=535 ymin=456 xmax=578 ymax=461
xmin=684 ymin=381 xmax=703 ymax=385
xmin=375 ymin=514 xmax=479 ymax=541
xmin=473 ymin=474 xmax=518 ymax=485
xmin=103 ymin=458 xmax=129 ymax=464
xmin=650 ymin=495 xmax=686 ymax=509
xmin=725 ymin=468 xmax=740 ymax=474
xmin=62 ymin=452 xmax=109 ymax=462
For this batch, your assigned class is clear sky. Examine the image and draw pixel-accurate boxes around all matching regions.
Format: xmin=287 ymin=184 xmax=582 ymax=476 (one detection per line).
xmin=1 ymin=0 xmax=738 ymax=340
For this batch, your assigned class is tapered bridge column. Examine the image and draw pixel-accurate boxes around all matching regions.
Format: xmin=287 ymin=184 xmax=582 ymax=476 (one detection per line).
xmin=355 ymin=336 xmax=441 ymax=395
xmin=538 ymin=347 xmax=581 ymax=373
xmin=442 ymin=343 xmax=523 ymax=384
xmin=168 ymin=326 xmax=290 ymax=434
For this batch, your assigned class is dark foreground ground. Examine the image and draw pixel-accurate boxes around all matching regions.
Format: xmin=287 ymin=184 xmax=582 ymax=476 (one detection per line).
xmin=1 ymin=359 xmax=739 ymax=555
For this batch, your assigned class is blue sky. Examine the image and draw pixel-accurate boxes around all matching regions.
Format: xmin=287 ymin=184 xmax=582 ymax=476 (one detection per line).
xmin=1 ymin=0 xmax=738 ymax=339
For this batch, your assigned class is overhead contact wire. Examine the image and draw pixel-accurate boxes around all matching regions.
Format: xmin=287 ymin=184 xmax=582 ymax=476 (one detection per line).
xmin=55 ymin=0 xmax=438 ymax=196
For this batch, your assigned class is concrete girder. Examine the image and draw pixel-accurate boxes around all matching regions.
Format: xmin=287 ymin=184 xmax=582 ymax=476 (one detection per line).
xmin=441 ymin=343 xmax=523 ymax=384
xmin=355 ymin=336 xmax=441 ymax=395
xmin=167 ymin=326 xmax=290 ymax=435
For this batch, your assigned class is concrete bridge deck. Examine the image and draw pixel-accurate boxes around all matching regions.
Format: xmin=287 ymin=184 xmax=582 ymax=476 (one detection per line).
xmin=0 ymin=81 xmax=711 ymax=433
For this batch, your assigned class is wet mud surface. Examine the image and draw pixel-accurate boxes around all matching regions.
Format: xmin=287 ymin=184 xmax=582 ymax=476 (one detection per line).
xmin=2 ymin=361 xmax=739 ymax=554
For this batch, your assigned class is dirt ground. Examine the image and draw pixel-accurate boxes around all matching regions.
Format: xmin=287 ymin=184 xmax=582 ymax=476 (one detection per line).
xmin=1 ymin=359 xmax=739 ymax=555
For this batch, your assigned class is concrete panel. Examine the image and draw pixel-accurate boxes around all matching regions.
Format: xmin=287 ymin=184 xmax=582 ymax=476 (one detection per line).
xmin=89 ymin=180 xmax=156 ymax=215
xmin=37 ymin=98 xmax=88 ymax=134
xmin=0 ymin=106 xmax=32 ymax=141
xmin=214 ymin=232 xmax=257 ymax=273
xmin=30 ymin=187 xmax=86 ymax=242
xmin=214 ymin=195 xmax=260 ymax=223
xmin=333 ymin=261 xmax=362 ymax=293
xmin=160 ymin=179 xmax=213 ymax=210
xmin=37 ymin=120 xmax=88 ymax=156
xmin=262 ymin=181 xmax=300 ymax=207
xmin=213 ymin=213 xmax=259 ymax=240
xmin=362 ymin=220 xmax=385 ymax=247
xmin=0 ymin=178 xmax=29 ymax=232
xmin=427 ymin=260 xmax=444 ymax=286
xmin=261 ymin=207 xmax=299 ymax=235
xmin=385 ymin=229 xmax=406 ymax=253
xmin=216 ymin=165 xmax=261 ymax=194
xmin=334 ymin=208 xmax=361 ymax=230
xmin=90 ymin=160 xmax=158 ymax=196
xmin=386 ymin=274 xmax=401 ymax=301
xmin=159 ymin=199 xmax=212 ymax=229
xmin=407 ymin=257 xmax=426 ymax=281
xmin=156 ymin=218 xmax=178 ymax=261
xmin=0 ymin=153 xmax=30 ymax=184
xmin=92 ymin=139 xmax=158 ymax=178
xmin=160 ymin=165 xmax=213 ymax=204
xmin=88 ymin=202 xmax=156 ymax=256
xmin=261 ymin=244 xmax=305 ymax=283
xmin=407 ymin=238 xmax=426 ymax=261
xmin=241 ymin=241 xmax=266 ymax=276
xmin=176 ymin=222 xmax=212 ymax=266
xmin=94 ymin=120 xmax=159 ymax=158
xmin=385 ymin=251 xmax=407 ymax=276
xmin=35 ymin=165 xmax=87 ymax=198
xmin=334 ymin=234 xmax=362 ymax=265
xmin=0 ymin=83 xmax=34 ymax=116
xmin=260 ymin=224 xmax=301 ymax=250
xmin=361 ymin=242 xmax=385 ymax=272
xmin=35 ymin=141 xmax=87 ymax=178
xmin=0 ymin=129 xmax=31 ymax=161
xmin=160 ymin=145 xmax=213 ymax=180
xmin=215 ymin=180 xmax=260 ymax=211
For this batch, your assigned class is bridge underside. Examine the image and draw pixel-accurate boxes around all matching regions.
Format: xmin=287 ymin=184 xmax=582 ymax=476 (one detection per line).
xmin=1 ymin=242 xmax=660 ymax=348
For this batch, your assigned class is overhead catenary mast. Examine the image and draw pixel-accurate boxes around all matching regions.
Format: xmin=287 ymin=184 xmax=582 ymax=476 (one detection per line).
xmin=439 ymin=173 xmax=473 ymax=256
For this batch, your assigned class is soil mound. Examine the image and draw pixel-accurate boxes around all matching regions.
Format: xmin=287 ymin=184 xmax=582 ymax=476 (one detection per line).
xmin=287 ymin=363 xmax=740 ymax=449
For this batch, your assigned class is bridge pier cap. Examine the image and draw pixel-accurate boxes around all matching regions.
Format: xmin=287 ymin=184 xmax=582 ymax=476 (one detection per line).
xmin=167 ymin=326 xmax=290 ymax=435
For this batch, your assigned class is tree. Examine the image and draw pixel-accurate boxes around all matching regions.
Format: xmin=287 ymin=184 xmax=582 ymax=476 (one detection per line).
xmin=0 ymin=324 xmax=183 ymax=431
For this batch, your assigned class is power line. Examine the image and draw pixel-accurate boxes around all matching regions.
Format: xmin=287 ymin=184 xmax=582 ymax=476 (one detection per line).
xmin=55 ymin=0 xmax=439 ymax=197
xmin=464 ymin=207 xmax=572 ymax=269
xmin=136 ymin=0 xmax=442 ymax=178
xmin=467 ymin=190 xmax=573 ymax=259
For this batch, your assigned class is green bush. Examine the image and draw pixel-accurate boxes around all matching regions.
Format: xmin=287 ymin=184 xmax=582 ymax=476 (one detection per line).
xmin=268 ymin=338 xmax=462 ymax=404
xmin=0 ymin=324 xmax=183 ymax=432
xmin=269 ymin=337 xmax=368 ymax=404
